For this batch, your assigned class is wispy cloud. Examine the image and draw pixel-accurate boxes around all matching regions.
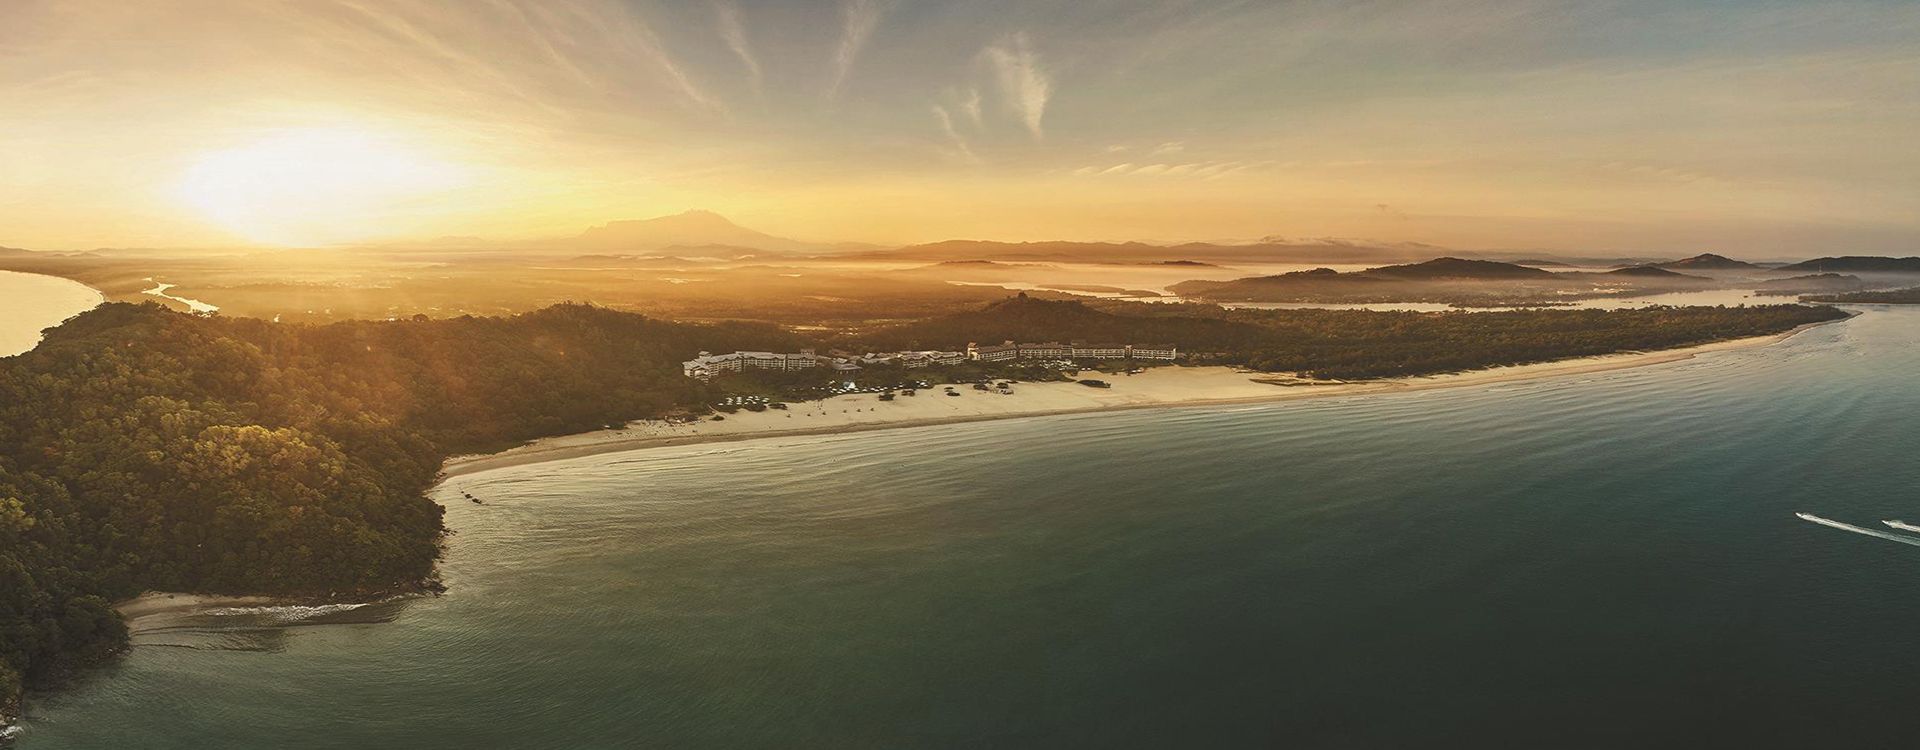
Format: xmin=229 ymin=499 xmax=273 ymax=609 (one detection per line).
xmin=1077 ymin=160 xmax=1267 ymax=180
xmin=982 ymin=32 xmax=1052 ymax=138
xmin=931 ymin=104 xmax=977 ymax=162
xmin=959 ymin=86 xmax=983 ymax=128
xmin=826 ymin=0 xmax=888 ymax=100
xmin=711 ymin=0 xmax=761 ymax=95
xmin=525 ymin=1 xmax=723 ymax=113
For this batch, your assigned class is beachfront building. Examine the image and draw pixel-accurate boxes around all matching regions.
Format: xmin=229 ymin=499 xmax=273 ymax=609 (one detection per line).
xmin=1017 ymin=342 xmax=1073 ymax=360
xmin=897 ymin=350 xmax=967 ymax=368
xmin=1071 ymin=343 xmax=1129 ymax=360
xmin=859 ymin=350 xmax=968 ymax=368
xmin=682 ymin=349 xmax=857 ymax=381
xmin=968 ymin=342 xmax=1019 ymax=362
xmin=923 ymin=350 xmax=967 ymax=366
xmin=1069 ymin=343 xmax=1179 ymax=360
xmin=743 ymin=351 xmax=818 ymax=371
xmin=966 ymin=340 xmax=1181 ymax=362
xmin=691 ymin=340 xmax=1177 ymax=379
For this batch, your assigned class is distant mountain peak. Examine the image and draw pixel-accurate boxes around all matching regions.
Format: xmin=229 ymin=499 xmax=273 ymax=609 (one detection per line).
xmin=1361 ymin=257 xmax=1555 ymax=280
xmin=1608 ymin=265 xmax=1703 ymax=279
xmin=1655 ymin=253 xmax=1759 ymax=270
xmin=574 ymin=210 xmax=807 ymax=253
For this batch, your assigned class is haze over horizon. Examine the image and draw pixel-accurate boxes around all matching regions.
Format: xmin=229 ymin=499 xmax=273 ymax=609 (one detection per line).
xmin=4 ymin=0 xmax=1917 ymax=254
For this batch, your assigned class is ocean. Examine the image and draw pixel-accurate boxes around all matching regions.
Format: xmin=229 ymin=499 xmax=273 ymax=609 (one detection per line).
xmin=16 ymin=306 xmax=1920 ymax=748
xmin=0 ymin=271 xmax=102 ymax=358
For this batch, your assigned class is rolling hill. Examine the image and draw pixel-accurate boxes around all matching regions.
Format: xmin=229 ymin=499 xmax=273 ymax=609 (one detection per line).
xmin=573 ymin=211 xmax=811 ymax=254
xmin=1654 ymin=253 xmax=1761 ymax=271
xmin=1774 ymin=256 xmax=1920 ymax=274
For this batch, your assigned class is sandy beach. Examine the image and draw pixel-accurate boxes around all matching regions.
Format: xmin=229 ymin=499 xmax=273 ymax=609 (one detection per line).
xmin=442 ymin=318 xmax=1845 ymax=479
xmin=103 ymin=319 xmax=1843 ymax=637
xmin=114 ymin=592 xmax=280 ymax=633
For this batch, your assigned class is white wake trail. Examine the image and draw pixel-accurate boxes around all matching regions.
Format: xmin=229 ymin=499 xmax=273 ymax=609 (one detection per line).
xmin=1883 ymin=520 xmax=1920 ymax=535
xmin=1797 ymin=513 xmax=1920 ymax=547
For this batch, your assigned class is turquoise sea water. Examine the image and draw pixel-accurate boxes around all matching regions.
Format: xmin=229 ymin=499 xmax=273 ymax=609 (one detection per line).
xmin=18 ymin=307 xmax=1920 ymax=748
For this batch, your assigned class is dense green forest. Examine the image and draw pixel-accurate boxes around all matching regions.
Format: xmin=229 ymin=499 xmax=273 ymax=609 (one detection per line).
xmin=1165 ymin=258 xmax=1721 ymax=305
xmin=851 ymin=295 xmax=1849 ymax=379
xmin=0 ymin=302 xmax=798 ymax=717
xmin=1803 ymin=287 xmax=1920 ymax=304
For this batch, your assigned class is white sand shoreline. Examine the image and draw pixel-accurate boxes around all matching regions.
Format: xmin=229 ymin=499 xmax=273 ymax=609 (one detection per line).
xmin=113 ymin=592 xmax=281 ymax=633
xmin=113 ymin=591 xmax=423 ymax=633
xmin=441 ymin=316 xmax=1849 ymax=479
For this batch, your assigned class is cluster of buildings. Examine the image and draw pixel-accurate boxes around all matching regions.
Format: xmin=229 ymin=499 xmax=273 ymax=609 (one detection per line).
xmin=965 ymin=341 xmax=1178 ymax=362
xmin=680 ymin=349 xmax=861 ymax=381
xmin=682 ymin=340 xmax=1178 ymax=381
xmin=854 ymin=350 xmax=968 ymax=368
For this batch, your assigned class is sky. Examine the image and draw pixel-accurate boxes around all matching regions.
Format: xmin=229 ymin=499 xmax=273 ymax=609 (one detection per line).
xmin=1 ymin=0 xmax=1917 ymax=255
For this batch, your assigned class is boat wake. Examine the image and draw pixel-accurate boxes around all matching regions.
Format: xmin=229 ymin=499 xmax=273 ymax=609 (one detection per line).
xmin=1796 ymin=512 xmax=1920 ymax=547
xmin=1884 ymin=520 xmax=1920 ymax=534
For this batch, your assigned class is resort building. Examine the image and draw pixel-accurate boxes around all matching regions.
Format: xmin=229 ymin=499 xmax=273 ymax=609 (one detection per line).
xmin=898 ymin=350 xmax=967 ymax=368
xmin=966 ymin=340 xmax=1180 ymax=362
xmin=968 ymin=342 xmax=1019 ymax=362
xmin=689 ymin=341 xmax=1177 ymax=380
xmin=1129 ymin=344 xmax=1179 ymax=360
xmin=682 ymin=349 xmax=858 ymax=381
xmin=1071 ymin=344 xmax=1130 ymax=360
xmin=1017 ymin=342 xmax=1073 ymax=360
xmin=858 ymin=350 xmax=968 ymax=368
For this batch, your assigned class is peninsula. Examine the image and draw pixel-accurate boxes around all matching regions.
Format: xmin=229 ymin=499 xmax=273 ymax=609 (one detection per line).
xmin=0 ymin=294 xmax=1851 ymax=724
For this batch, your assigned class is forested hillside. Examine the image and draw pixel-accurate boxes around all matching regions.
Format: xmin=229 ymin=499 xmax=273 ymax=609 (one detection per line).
xmin=1803 ymin=287 xmax=1920 ymax=304
xmin=853 ymin=295 xmax=1849 ymax=379
xmin=0 ymin=303 xmax=799 ymax=715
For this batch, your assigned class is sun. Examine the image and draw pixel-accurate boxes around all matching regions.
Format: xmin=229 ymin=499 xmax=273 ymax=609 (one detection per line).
xmin=176 ymin=127 xmax=468 ymax=247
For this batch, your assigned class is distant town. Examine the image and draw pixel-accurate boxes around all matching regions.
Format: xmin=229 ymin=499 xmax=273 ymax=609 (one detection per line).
xmin=682 ymin=341 xmax=1179 ymax=381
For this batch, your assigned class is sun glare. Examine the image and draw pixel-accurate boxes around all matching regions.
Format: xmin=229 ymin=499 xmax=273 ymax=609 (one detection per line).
xmin=176 ymin=127 xmax=467 ymax=247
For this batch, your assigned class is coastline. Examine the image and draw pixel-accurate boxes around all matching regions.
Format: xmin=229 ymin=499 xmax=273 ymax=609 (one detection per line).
xmin=0 ymin=269 xmax=106 ymax=358
xmin=442 ymin=315 xmax=1849 ymax=479
xmin=112 ymin=590 xmax=431 ymax=635
xmin=114 ymin=593 xmax=282 ymax=634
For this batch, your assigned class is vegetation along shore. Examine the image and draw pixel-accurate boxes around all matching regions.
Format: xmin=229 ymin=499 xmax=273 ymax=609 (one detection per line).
xmin=0 ymin=296 xmax=1847 ymax=719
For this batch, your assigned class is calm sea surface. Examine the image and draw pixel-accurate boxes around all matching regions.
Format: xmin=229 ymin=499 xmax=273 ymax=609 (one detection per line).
xmin=18 ymin=306 xmax=1920 ymax=748
xmin=0 ymin=271 xmax=102 ymax=357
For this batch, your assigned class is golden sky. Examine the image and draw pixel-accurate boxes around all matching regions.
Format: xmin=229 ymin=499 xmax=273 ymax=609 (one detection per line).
xmin=2 ymin=0 xmax=1917 ymax=255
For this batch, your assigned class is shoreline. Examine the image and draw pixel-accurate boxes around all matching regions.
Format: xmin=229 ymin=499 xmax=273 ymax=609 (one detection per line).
xmin=442 ymin=315 xmax=1850 ymax=479
xmin=104 ymin=319 xmax=1840 ymax=637
xmin=113 ymin=593 xmax=283 ymax=634
xmin=0 ymin=269 xmax=106 ymax=358
xmin=113 ymin=587 xmax=437 ymax=634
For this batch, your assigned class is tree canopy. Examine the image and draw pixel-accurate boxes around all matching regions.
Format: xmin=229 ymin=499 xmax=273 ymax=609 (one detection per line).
xmin=0 ymin=302 xmax=798 ymax=707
